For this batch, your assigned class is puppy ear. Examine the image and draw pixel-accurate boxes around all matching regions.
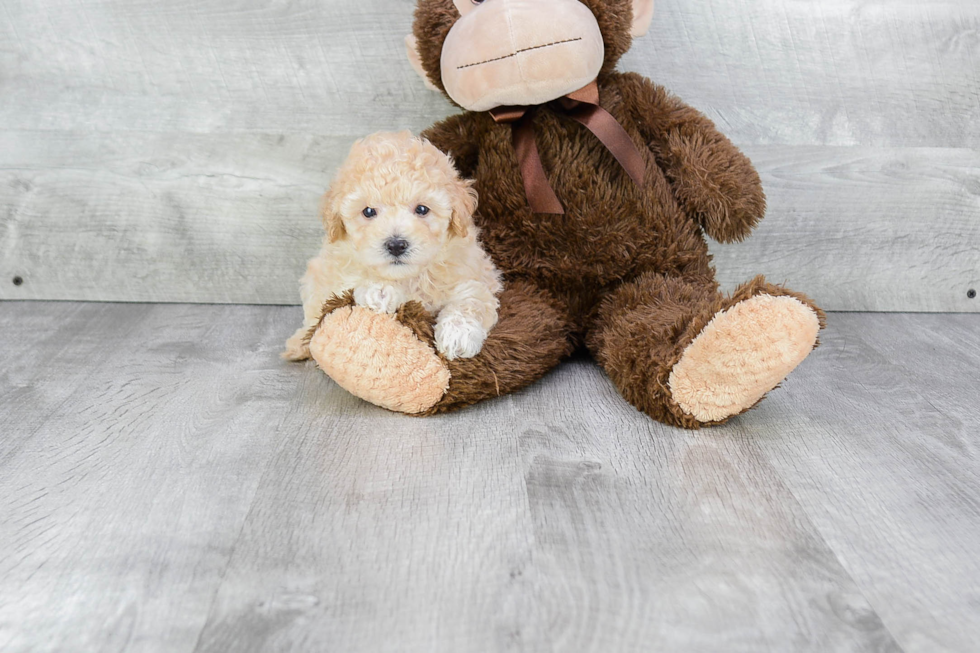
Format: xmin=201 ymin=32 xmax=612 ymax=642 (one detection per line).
xmin=449 ymin=178 xmax=478 ymax=239
xmin=405 ymin=34 xmax=440 ymax=92
xmin=631 ymin=0 xmax=655 ymax=38
xmin=320 ymin=187 xmax=347 ymax=243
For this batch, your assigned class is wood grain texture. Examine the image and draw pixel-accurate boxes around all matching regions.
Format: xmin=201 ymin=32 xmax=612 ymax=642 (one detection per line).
xmin=193 ymin=360 xmax=899 ymax=653
xmin=0 ymin=303 xmax=302 ymax=652
xmin=0 ymin=131 xmax=332 ymax=304
xmin=741 ymin=313 xmax=980 ymax=653
xmin=623 ymin=0 xmax=980 ymax=148
xmin=0 ymin=302 xmax=152 ymax=463
xmin=3 ymin=302 xmax=980 ymax=651
xmin=714 ymin=146 xmax=980 ymax=312
xmin=0 ymin=0 xmax=441 ymax=135
xmin=1 ymin=0 xmax=978 ymax=308
xmin=1 ymin=134 xmax=977 ymax=310
xmin=1 ymin=0 xmax=977 ymax=145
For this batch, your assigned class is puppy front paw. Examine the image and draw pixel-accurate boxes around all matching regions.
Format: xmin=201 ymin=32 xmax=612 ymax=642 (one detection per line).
xmin=353 ymin=283 xmax=405 ymax=314
xmin=435 ymin=314 xmax=488 ymax=360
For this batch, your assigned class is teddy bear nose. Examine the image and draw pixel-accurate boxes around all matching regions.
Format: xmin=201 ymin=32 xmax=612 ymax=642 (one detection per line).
xmin=385 ymin=237 xmax=410 ymax=258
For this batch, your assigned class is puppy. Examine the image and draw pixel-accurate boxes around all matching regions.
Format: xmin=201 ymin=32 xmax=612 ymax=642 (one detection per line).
xmin=283 ymin=131 xmax=502 ymax=363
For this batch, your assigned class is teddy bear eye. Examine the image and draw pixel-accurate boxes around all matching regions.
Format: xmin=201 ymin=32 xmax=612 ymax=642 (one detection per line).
xmin=362 ymin=207 xmax=377 ymax=219
xmin=415 ymin=205 xmax=430 ymax=216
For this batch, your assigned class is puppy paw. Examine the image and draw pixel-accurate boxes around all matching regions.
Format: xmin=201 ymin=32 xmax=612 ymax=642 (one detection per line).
xmin=435 ymin=314 xmax=488 ymax=360
xmin=354 ymin=284 xmax=405 ymax=314
xmin=282 ymin=328 xmax=312 ymax=361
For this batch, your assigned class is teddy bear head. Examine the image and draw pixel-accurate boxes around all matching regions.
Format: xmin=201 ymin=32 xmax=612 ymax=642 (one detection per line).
xmin=406 ymin=0 xmax=655 ymax=111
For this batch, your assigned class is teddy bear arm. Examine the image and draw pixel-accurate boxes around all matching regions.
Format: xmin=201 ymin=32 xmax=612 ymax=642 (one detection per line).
xmin=420 ymin=113 xmax=485 ymax=178
xmin=618 ymin=73 xmax=767 ymax=244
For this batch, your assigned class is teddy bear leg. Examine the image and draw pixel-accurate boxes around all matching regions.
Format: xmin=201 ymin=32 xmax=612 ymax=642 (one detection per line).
xmin=588 ymin=273 xmax=825 ymax=428
xmin=425 ymin=280 xmax=575 ymax=414
xmin=308 ymin=281 xmax=574 ymax=415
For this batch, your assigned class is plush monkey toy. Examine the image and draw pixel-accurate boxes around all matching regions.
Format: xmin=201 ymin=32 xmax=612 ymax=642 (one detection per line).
xmin=305 ymin=0 xmax=825 ymax=428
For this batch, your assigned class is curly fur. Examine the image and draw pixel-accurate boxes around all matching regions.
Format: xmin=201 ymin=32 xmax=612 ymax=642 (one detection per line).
xmin=283 ymin=131 xmax=502 ymax=362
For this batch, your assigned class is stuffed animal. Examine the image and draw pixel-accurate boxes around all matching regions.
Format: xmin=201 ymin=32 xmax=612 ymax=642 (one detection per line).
xmin=305 ymin=0 xmax=825 ymax=428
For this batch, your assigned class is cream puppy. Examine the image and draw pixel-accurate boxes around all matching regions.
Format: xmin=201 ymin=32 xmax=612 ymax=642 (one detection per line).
xmin=284 ymin=131 xmax=502 ymax=362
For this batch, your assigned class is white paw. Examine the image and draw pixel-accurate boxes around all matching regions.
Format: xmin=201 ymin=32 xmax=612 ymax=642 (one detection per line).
xmin=353 ymin=284 xmax=405 ymax=314
xmin=435 ymin=314 xmax=488 ymax=360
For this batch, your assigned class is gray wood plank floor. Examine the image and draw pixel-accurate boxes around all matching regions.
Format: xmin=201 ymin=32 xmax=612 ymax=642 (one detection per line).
xmin=1 ymin=302 xmax=978 ymax=652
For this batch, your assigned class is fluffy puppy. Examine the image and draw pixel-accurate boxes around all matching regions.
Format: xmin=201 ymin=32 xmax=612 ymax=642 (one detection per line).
xmin=283 ymin=131 xmax=502 ymax=362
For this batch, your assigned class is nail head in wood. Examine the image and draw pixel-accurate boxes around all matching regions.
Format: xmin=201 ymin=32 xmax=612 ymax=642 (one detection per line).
xmin=12 ymin=276 xmax=24 ymax=286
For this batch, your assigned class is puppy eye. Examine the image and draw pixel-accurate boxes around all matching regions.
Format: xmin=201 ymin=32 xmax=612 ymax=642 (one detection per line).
xmin=362 ymin=207 xmax=377 ymax=219
xmin=471 ymin=0 xmax=485 ymax=4
xmin=414 ymin=205 xmax=430 ymax=216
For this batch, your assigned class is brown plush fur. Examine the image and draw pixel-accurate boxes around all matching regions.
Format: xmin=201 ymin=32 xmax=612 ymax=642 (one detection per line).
xmin=386 ymin=281 xmax=574 ymax=415
xmin=428 ymin=280 xmax=575 ymax=414
xmin=589 ymin=275 xmax=826 ymax=428
xmin=316 ymin=0 xmax=824 ymax=427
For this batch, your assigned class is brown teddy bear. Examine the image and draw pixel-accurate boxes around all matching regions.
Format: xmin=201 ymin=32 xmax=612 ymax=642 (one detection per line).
xmin=300 ymin=0 xmax=825 ymax=428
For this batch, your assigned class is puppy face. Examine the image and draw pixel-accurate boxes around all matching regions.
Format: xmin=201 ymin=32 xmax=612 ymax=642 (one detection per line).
xmin=323 ymin=132 xmax=478 ymax=281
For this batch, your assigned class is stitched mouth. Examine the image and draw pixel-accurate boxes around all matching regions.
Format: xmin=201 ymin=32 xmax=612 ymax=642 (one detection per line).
xmin=457 ymin=37 xmax=583 ymax=70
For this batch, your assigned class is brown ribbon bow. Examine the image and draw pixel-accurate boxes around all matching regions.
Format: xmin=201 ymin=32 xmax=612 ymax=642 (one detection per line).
xmin=488 ymin=80 xmax=646 ymax=215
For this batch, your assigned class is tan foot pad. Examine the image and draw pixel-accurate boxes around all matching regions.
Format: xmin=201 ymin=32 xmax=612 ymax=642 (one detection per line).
xmin=669 ymin=295 xmax=821 ymax=423
xmin=310 ymin=306 xmax=450 ymax=415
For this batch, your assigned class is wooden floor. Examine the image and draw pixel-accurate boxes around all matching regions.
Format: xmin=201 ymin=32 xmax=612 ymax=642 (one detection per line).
xmin=2 ymin=0 xmax=977 ymax=649
xmin=0 ymin=303 xmax=977 ymax=652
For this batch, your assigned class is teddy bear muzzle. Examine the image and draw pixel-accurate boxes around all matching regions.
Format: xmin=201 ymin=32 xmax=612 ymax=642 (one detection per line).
xmin=439 ymin=0 xmax=606 ymax=112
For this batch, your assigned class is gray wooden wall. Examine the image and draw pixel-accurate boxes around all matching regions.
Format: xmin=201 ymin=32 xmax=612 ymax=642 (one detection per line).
xmin=1 ymin=0 xmax=978 ymax=311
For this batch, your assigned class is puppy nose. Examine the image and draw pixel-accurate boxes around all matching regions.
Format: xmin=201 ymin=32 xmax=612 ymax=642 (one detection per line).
xmin=385 ymin=237 xmax=410 ymax=258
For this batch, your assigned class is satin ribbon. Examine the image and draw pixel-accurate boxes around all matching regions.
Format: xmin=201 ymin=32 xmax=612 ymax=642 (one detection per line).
xmin=489 ymin=80 xmax=646 ymax=215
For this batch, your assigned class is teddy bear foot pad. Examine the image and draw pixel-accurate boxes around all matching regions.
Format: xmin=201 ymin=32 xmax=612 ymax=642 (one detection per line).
xmin=668 ymin=294 xmax=821 ymax=423
xmin=310 ymin=306 xmax=450 ymax=414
